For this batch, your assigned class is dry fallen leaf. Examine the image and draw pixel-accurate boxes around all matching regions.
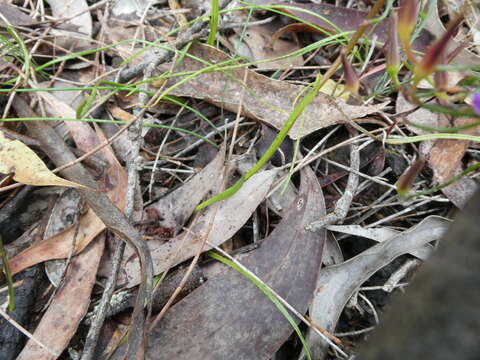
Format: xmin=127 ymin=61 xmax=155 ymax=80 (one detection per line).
xmin=423 ymin=0 xmax=480 ymax=66
xmin=144 ymin=165 xmax=326 ymax=360
xmin=306 ymin=216 xmax=450 ymax=359
xmin=255 ymin=1 xmax=433 ymax=51
xmin=16 ymin=238 xmax=104 ymax=360
xmin=325 ymin=224 xmax=434 ymax=260
xmin=428 ymin=117 xmax=478 ymax=208
xmin=0 ymin=2 xmax=36 ymax=27
xmin=158 ymin=43 xmax=387 ymax=139
xmin=0 ymin=130 xmax=86 ymax=189
xmin=47 ymin=0 xmax=92 ymax=55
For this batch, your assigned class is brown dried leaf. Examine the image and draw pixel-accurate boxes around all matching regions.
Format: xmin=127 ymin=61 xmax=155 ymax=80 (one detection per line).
xmin=144 ymin=165 xmax=326 ymax=360
xmin=428 ymin=117 xmax=478 ymax=208
xmin=0 ymin=131 xmax=86 ymax=189
xmin=125 ymin=169 xmax=276 ymax=288
xmin=14 ymin=120 xmax=127 ymax=359
xmin=16 ymin=238 xmax=105 ymax=360
xmin=158 ymin=43 xmax=387 ymax=139
xmin=9 ymin=121 xmax=127 ymax=273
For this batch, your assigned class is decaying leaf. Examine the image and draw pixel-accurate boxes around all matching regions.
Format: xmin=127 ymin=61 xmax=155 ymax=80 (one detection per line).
xmin=158 ymin=43 xmax=387 ymax=139
xmin=44 ymin=189 xmax=84 ymax=287
xmin=0 ymin=131 xmax=86 ymax=189
xmin=9 ymin=123 xmax=127 ymax=273
xmin=325 ymin=224 xmax=434 ymax=260
xmin=0 ymin=3 xmax=36 ymax=27
xmin=144 ymin=165 xmax=326 ymax=360
xmin=423 ymin=0 xmax=480 ymax=66
xmin=47 ymin=0 xmax=92 ymax=55
xmin=16 ymin=237 xmax=105 ymax=360
xmin=428 ymin=117 xmax=478 ymax=208
xmin=124 ymin=169 xmax=276 ymax=288
xmin=305 ymin=216 xmax=450 ymax=359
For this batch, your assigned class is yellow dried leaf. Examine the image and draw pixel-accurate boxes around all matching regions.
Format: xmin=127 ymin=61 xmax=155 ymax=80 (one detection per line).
xmin=0 ymin=131 xmax=86 ymax=189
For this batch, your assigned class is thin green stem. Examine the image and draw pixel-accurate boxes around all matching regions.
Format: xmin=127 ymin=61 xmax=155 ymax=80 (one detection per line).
xmin=207 ymin=0 xmax=219 ymax=45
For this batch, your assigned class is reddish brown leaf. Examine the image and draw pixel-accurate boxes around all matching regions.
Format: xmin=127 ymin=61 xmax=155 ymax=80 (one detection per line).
xmin=16 ymin=238 xmax=105 ymax=360
xmin=428 ymin=117 xmax=478 ymax=208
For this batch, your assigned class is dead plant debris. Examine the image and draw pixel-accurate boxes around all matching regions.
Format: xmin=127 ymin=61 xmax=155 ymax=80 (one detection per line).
xmin=0 ymin=0 xmax=478 ymax=359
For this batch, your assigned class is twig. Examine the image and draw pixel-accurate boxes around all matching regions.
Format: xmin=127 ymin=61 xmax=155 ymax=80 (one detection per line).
xmin=81 ymin=234 xmax=125 ymax=360
xmin=307 ymin=130 xmax=360 ymax=231
xmin=118 ymin=0 xmax=233 ymax=83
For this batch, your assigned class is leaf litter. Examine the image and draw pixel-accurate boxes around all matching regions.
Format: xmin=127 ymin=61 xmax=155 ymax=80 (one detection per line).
xmin=0 ymin=0 xmax=479 ymax=359
xmin=157 ymin=42 xmax=388 ymax=139
xmin=144 ymin=165 xmax=326 ymax=360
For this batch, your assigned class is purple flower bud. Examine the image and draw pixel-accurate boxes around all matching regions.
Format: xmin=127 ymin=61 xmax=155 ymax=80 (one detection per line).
xmin=472 ymin=92 xmax=480 ymax=115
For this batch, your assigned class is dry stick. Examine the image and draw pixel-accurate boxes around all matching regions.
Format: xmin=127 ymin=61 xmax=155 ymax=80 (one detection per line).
xmin=81 ymin=233 xmax=125 ymax=360
xmin=12 ymin=95 xmax=153 ymax=360
xmin=307 ymin=129 xmax=360 ymax=231
xmin=82 ymin=54 xmax=157 ymax=360
xmin=118 ymin=0 xmax=233 ymax=83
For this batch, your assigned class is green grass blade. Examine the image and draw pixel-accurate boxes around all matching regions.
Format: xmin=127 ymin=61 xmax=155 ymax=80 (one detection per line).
xmin=207 ymin=0 xmax=220 ymax=45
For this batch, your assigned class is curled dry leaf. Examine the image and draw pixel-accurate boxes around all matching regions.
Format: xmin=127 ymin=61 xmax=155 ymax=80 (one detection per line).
xmin=145 ymin=165 xmax=326 ymax=360
xmin=124 ymin=169 xmax=276 ymax=288
xmin=0 ymin=131 xmax=86 ymax=190
xmin=157 ymin=43 xmax=387 ymax=139
xmin=325 ymin=224 xmax=434 ymax=260
xmin=305 ymin=216 xmax=450 ymax=359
